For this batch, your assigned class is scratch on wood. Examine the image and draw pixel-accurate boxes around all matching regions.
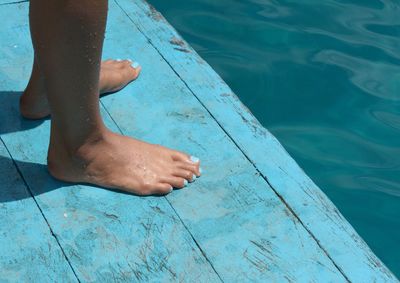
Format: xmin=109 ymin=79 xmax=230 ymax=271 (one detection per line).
xmin=146 ymin=3 xmax=163 ymax=21
xmin=170 ymin=37 xmax=185 ymax=47
xmin=104 ymin=212 xmax=119 ymax=221
xmin=174 ymin=47 xmax=191 ymax=53
xmin=150 ymin=205 xmax=164 ymax=214
xmin=188 ymin=136 xmax=207 ymax=151
xmin=243 ymin=249 xmax=269 ymax=272
xmin=250 ymin=240 xmax=272 ymax=254
xmin=220 ymin=93 xmax=232 ymax=97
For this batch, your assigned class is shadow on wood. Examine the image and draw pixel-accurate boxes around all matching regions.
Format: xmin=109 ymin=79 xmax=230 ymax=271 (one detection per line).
xmin=0 ymin=91 xmax=46 ymax=135
xmin=0 ymin=153 xmax=67 ymax=203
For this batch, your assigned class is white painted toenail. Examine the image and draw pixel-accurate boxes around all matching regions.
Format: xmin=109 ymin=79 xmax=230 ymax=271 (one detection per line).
xmin=184 ymin=180 xmax=188 ymax=187
xmin=199 ymin=167 xmax=203 ymax=175
xmin=169 ymin=186 xmax=173 ymax=192
xmin=116 ymin=58 xmax=122 ymax=61
xmin=190 ymin=156 xmax=200 ymax=163
xmin=132 ymin=62 xmax=140 ymax=69
xmin=189 ymin=174 xmax=196 ymax=183
xmin=127 ymin=59 xmax=133 ymax=63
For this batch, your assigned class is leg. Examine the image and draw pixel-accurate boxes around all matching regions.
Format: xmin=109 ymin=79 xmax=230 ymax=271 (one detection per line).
xmin=20 ymin=55 xmax=141 ymax=119
xmin=29 ymin=0 xmax=200 ymax=195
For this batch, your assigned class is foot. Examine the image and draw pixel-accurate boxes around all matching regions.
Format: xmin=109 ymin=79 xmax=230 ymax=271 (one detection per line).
xmin=48 ymin=130 xmax=201 ymax=195
xmin=19 ymin=59 xmax=141 ymax=119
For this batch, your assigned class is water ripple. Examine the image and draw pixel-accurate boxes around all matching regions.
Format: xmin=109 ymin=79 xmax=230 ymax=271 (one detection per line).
xmin=313 ymin=50 xmax=400 ymax=101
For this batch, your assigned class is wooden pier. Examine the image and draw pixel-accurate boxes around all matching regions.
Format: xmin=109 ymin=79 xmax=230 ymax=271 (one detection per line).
xmin=0 ymin=0 xmax=397 ymax=281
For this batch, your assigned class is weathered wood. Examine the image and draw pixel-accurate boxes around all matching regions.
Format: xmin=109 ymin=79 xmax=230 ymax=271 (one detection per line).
xmin=114 ymin=0 xmax=398 ymax=281
xmin=0 ymin=141 xmax=77 ymax=282
xmin=0 ymin=4 xmax=220 ymax=282
xmin=99 ymin=1 xmax=346 ymax=281
xmin=0 ymin=1 xmax=345 ymax=282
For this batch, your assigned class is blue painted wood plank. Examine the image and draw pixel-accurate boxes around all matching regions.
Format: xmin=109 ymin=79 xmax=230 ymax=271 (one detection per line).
xmin=0 ymin=1 xmax=347 ymax=282
xmin=97 ymin=1 xmax=346 ymax=281
xmin=115 ymin=0 xmax=398 ymax=281
xmin=0 ymin=141 xmax=77 ymax=282
xmin=0 ymin=4 xmax=221 ymax=282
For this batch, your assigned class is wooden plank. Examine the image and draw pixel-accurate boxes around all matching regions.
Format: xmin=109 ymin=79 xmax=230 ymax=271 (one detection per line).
xmin=0 ymin=1 xmax=347 ymax=282
xmin=0 ymin=101 xmax=220 ymax=282
xmin=0 ymin=141 xmax=77 ymax=282
xmin=0 ymin=4 xmax=220 ymax=282
xmin=98 ymin=1 xmax=347 ymax=282
xmin=115 ymin=0 xmax=398 ymax=281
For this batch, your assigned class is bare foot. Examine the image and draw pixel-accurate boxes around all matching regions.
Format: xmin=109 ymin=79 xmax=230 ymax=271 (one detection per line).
xmin=48 ymin=130 xmax=201 ymax=195
xmin=20 ymin=59 xmax=141 ymax=119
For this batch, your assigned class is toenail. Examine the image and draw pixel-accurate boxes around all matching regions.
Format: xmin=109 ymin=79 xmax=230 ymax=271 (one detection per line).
xmin=183 ymin=180 xmax=188 ymax=187
xmin=190 ymin=156 xmax=200 ymax=163
xmin=169 ymin=186 xmax=173 ymax=193
xmin=116 ymin=58 xmax=122 ymax=61
xmin=189 ymin=174 xmax=196 ymax=183
xmin=131 ymin=62 xmax=140 ymax=69
xmin=199 ymin=167 xmax=203 ymax=175
xmin=127 ymin=59 xmax=133 ymax=63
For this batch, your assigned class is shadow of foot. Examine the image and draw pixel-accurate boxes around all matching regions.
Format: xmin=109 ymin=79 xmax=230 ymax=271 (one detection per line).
xmin=0 ymin=91 xmax=156 ymax=202
xmin=0 ymin=91 xmax=58 ymax=203
xmin=0 ymin=91 xmax=46 ymax=135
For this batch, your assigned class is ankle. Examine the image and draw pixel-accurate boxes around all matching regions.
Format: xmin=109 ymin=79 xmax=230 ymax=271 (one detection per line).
xmin=47 ymin=127 xmax=113 ymax=182
xmin=48 ymin=124 xmax=110 ymax=161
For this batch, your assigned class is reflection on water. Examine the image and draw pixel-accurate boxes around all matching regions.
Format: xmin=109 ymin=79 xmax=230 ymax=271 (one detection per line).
xmin=149 ymin=0 xmax=400 ymax=275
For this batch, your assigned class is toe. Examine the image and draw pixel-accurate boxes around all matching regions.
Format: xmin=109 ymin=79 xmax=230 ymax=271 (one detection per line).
xmin=175 ymin=161 xmax=200 ymax=177
xmin=118 ymin=59 xmax=132 ymax=66
xmin=170 ymin=151 xmax=201 ymax=166
xmin=173 ymin=169 xmax=196 ymax=182
xmin=170 ymin=150 xmax=190 ymax=162
xmin=152 ymin=183 xmax=174 ymax=195
xmin=161 ymin=176 xmax=188 ymax=189
xmin=122 ymin=60 xmax=141 ymax=80
xmin=162 ymin=147 xmax=200 ymax=177
xmin=130 ymin=60 xmax=141 ymax=72
xmin=130 ymin=64 xmax=141 ymax=79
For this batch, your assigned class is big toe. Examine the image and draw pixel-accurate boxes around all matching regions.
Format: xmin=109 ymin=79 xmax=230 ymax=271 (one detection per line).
xmin=152 ymin=183 xmax=174 ymax=195
xmin=119 ymin=59 xmax=141 ymax=81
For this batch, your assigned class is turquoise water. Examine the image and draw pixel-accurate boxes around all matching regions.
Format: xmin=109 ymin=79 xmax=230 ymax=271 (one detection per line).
xmin=149 ymin=0 xmax=400 ymax=276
